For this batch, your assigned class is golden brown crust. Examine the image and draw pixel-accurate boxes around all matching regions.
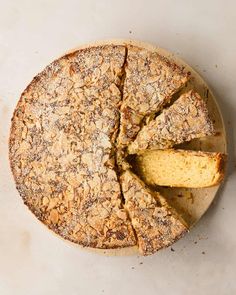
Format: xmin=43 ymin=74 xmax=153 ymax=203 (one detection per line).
xmin=120 ymin=170 xmax=188 ymax=256
xmin=128 ymin=90 xmax=215 ymax=154
xmin=9 ymin=45 xmax=136 ymax=249
xmin=213 ymin=153 xmax=227 ymax=186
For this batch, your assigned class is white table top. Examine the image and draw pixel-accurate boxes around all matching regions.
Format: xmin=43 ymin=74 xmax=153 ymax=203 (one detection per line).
xmin=0 ymin=1 xmax=236 ymax=294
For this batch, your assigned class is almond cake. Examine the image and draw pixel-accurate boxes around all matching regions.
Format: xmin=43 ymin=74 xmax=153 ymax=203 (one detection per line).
xmin=9 ymin=42 xmax=226 ymax=255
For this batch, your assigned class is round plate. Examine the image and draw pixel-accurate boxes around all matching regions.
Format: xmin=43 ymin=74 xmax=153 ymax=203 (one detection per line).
xmin=14 ymin=39 xmax=227 ymax=256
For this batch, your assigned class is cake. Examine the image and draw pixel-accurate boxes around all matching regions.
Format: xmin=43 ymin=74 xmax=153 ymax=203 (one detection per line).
xmin=133 ymin=149 xmax=226 ymax=188
xmin=9 ymin=42 xmax=226 ymax=256
xmin=120 ymin=170 xmax=188 ymax=256
xmin=128 ymin=90 xmax=215 ymax=154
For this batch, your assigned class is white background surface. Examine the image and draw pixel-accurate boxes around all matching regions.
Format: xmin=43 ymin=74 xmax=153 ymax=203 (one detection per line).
xmin=0 ymin=1 xmax=236 ymax=294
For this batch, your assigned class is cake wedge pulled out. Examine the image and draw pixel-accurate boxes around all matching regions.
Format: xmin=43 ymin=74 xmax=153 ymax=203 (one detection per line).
xmin=133 ymin=149 xmax=226 ymax=188
xmin=128 ymin=90 xmax=215 ymax=154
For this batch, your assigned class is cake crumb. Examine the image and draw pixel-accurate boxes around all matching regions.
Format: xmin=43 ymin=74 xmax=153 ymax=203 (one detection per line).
xmin=198 ymin=235 xmax=208 ymax=240
xmin=171 ymin=247 xmax=175 ymax=252
xmin=189 ymin=192 xmax=194 ymax=204
xmin=202 ymin=251 xmax=205 ymax=255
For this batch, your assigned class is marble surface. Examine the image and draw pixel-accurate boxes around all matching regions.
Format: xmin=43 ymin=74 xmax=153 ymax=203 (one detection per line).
xmin=0 ymin=0 xmax=236 ymax=294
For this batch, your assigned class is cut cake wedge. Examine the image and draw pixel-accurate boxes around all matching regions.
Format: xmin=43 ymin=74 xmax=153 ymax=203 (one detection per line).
xmin=120 ymin=170 xmax=188 ymax=256
xmin=133 ymin=149 xmax=226 ymax=188
xmin=128 ymin=90 xmax=215 ymax=154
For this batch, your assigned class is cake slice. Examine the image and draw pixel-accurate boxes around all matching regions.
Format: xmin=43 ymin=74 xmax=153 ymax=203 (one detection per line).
xmin=133 ymin=149 xmax=226 ymax=188
xmin=117 ymin=45 xmax=189 ymax=147
xmin=128 ymin=90 xmax=215 ymax=154
xmin=120 ymin=170 xmax=188 ymax=256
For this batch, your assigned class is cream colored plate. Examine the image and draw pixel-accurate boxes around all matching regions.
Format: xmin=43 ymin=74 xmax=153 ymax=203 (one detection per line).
xmin=36 ymin=40 xmax=228 ymax=256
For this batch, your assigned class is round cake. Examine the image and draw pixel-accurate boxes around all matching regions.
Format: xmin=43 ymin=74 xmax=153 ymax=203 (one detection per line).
xmin=9 ymin=40 xmax=226 ymax=256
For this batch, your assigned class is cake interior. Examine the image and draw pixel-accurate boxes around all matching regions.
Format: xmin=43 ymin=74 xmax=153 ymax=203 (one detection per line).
xmin=130 ymin=149 xmax=226 ymax=188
